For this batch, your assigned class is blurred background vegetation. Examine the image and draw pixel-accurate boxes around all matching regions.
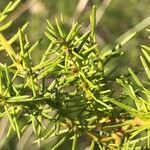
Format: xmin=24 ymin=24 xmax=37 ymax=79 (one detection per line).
xmin=0 ymin=0 xmax=150 ymax=149
xmin=1 ymin=0 xmax=149 ymax=75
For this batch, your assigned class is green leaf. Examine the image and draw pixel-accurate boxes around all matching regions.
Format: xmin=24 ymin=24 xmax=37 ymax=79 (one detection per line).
xmin=117 ymin=79 xmax=141 ymax=109
xmin=4 ymin=105 xmax=16 ymax=130
xmin=72 ymin=133 xmax=78 ymax=150
xmin=45 ymin=32 xmax=57 ymax=42
xmin=74 ymin=31 xmax=91 ymax=46
xmin=89 ymin=141 xmax=95 ymax=150
xmin=141 ymin=49 xmax=150 ymax=63
xmin=0 ymin=21 xmax=12 ymax=31
xmin=128 ymin=67 xmax=144 ymax=88
xmin=107 ymin=97 xmax=137 ymax=113
xmin=52 ymin=135 xmax=68 ymax=150
xmin=82 ymin=43 xmax=98 ymax=55
xmin=66 ymin=22 xmax=81 ymax=42
xmin=140 ymin=56 xmax=150 ymax=80
xmin=90 ymin=5 xmax=96 ymax=42
xmin=114 ymin=32 xmax=136 ymax=51
xmin=55 ymin=17 xmax=64 ymax=38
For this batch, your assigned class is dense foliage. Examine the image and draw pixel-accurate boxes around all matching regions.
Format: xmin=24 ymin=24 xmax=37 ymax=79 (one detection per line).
xmin=0 ymin=1 xmax=150 ymax=149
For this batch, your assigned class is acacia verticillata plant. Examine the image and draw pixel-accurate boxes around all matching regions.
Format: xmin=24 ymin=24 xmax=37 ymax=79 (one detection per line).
xmin=0 ymin=1 xmax=150 ymax=149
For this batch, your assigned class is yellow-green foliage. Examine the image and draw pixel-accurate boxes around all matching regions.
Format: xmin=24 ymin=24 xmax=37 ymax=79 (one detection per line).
xmin=0 ymin=1 xmax=150 ymax=149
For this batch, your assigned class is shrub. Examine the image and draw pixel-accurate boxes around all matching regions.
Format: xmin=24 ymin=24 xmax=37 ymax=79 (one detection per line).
xmin=0 ymin=1 xmax=149 ymax=149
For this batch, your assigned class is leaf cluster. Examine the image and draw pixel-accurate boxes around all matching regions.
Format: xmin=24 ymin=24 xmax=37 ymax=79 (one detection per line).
xmin=0 ymin=1 xmax=150 ymax=150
